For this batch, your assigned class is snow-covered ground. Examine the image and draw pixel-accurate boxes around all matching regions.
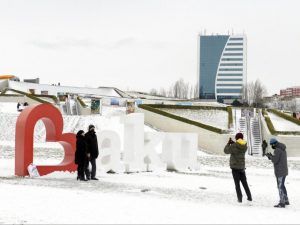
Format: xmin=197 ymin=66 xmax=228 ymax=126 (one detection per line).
xmin=1 ymin=103 xmax=300 ymax=224
xmin=159 ymin=108 xmax=229 ymax=130
xmin=268 ymin=112 xmax=300 ymax=132
xmin=1 ymin=152 xmax=300 ymax=224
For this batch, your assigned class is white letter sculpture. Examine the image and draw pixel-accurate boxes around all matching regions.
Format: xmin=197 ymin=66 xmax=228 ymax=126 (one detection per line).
xmin=98 ymin=130 xmax=121 ymax=173
xmin=162 ymin=133 xmax=198 ymax=171
xmin=122 ymin=113 xmax=145 ymax=172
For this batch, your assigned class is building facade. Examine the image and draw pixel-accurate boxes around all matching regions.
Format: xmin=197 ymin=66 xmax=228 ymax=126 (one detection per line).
xmin=198 ymin=34 xmax=247 ymax=103
xmin=280 ymin=86 xmax=300 ymax=97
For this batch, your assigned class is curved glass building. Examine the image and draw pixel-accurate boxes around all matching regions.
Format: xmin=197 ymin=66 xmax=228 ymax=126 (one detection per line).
xmin=198 ymin=34 xmax=247 ymax=103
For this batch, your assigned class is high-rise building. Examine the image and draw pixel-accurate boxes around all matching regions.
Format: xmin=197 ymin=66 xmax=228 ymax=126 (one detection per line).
xmin=198 ymin=34 xmax=247 ymax=103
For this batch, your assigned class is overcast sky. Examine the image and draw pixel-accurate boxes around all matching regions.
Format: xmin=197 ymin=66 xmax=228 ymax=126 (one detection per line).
xmin=0 ymin=0 xmax=299 ymax=95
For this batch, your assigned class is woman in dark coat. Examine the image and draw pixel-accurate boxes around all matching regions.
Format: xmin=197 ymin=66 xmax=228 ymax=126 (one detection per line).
xmin=75 ymin=130 xmax=89 ymax=181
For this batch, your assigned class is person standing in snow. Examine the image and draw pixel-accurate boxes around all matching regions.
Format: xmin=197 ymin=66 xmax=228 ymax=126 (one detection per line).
xmin=262 ymin=140 xmax=268 ymax=156
xmin=266 ymin=138 xmax=289 ymax=208
xmin=17 ymin=102 xmax=21 ymax=111
xmin=85 ymin=124 xmax=99 ymax=180
xmin=75 ymin=130 xmax=89 ymax=181
xmin=224 ymin=132 xmax=252 ymax=203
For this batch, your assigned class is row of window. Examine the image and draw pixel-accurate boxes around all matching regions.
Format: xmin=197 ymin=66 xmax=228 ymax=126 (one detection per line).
xmin=225 ymin=48 xmax=243 ymax=51
xmin=219 ymin=68 xmax=243 ymax=71
xmin=216 ymin=89 xmax=242 ymax=93
xmin=221 ymin=58 xmax=243 ymax=61
xmin=223 ymin=53 xmax=243 ymax=56
xmin=229 ymin=38 xmax=244 ymax=41
xmin=216 ymin=84 xmax=243 ymax=87
xmin=227 ymin=43 xmax=243 ymax=46
xmin=218 ymin=73 xmax=243 ymax=76
xmin=220 ymin=63 xmax=243 ymax=66
xmin=217 ymin=79 xmax=243 ymax=81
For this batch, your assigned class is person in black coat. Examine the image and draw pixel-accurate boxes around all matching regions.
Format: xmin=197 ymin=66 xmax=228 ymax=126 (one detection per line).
xmin=262 ymin=140 xmax=268 ymax=156
xmin=85 ymin=125 xmax=99 ymax=180
xmin=75 ymin=130 xmax=89 ymax=181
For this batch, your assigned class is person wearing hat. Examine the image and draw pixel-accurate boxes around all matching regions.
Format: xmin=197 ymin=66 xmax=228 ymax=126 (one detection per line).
xmin=266 ymin=138 xmax=289 ymax=208
xmin=224 ymin=132 xmax=252 ymax=203
xmin=85 ymin=124 xmax=99 ymax=180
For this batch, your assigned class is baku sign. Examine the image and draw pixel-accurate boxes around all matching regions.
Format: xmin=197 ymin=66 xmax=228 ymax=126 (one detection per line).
xmin=14 ymin=104 xmax=198 ymax=177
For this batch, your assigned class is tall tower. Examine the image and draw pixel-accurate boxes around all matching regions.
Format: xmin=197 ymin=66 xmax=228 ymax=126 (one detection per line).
xmin=198 ymin=34 xmax=247 ymax=103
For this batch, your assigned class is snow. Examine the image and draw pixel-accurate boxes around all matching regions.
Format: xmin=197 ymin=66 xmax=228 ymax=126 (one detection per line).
xmin=1 ymin=103 xmax=300 ymax=223
xmin=0 ymin=102 xmax=21 ymax=114
xmin=1 ymin=154 xmax=300 ymax=224
xmin=159 ymin=108 xmax=229 ymax=130
xmin=268 ymin=112 xmax=300 ymax=132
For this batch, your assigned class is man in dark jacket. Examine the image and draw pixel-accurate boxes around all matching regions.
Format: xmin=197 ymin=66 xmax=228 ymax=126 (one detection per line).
xmin=224 ymin=133 xmax=252 ymax=203
xmin=262 ymin=140 xmax=268 ymax=156
xmin=266 ymin=138 xmax=289 ymax=208
xmin=75 ymin=130 xmax=89 ymax=181
xmin=85 ymin=124 xmax=99 ymax=180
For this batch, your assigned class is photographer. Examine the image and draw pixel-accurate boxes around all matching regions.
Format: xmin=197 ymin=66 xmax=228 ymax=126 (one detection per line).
xmin=266 ymin=138 xmax=289 ymax=208
xmin=224 ymin=133 xmax=252 ymax=203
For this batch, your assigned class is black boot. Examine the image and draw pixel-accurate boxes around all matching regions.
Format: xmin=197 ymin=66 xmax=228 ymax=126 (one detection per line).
xmin=274 ymin=203 xmax=285 ymax=208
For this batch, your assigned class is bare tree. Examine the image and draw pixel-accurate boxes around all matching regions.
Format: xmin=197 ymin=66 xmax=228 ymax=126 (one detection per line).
xmin=148 ymin=78 xmax=198 ymax=99
xmin=167 ymin=85 xmax=174 ymax=98
xmin=289 ymin=99 xmax=297 ymax=112
xmin=158 ymin=87 xmax=167 ymax=97
xmin=172 ymin=78 xmax=190 ymax=99
xmin=193 ymin=83 xmax=199 ymax=99
xmin=245 ymin=79 xmax=267 ymax=107
xmin=149 ymin=88 xmax=158 ymax=96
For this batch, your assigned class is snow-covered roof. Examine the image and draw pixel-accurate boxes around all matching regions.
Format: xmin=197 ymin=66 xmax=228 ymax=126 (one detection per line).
xmin=7 ymin=81 xmax=124 ymax=98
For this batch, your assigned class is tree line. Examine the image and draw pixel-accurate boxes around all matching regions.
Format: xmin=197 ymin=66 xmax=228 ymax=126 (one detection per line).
xmin=148 ymin=77 xmax=268 ymax=107
xmin=149 ymin=78 xmax=199 ymax=99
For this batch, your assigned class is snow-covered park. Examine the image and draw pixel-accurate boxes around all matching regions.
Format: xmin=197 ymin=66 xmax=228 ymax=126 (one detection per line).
xmin=159 ymin=108 xmax=229 ymax=130
xmin=268 ymin=112 xmax=300 ymax=132
xmin=0 ymin=103 xmax=300 ymax=224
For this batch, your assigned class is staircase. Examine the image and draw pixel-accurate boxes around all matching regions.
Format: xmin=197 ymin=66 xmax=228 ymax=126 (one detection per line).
xmin=238 ymin=117 xmax=247 ymax=142
xmin=249 ymin=117 xmax=262 ymax=156
xmin=236 ymin=108 xmax=263 ymax=156
xmin=64 ymin=96 xmax=79 ymax=115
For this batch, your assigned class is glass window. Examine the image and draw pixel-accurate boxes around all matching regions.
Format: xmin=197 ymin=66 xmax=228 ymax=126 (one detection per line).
xmin=229 ymin=38 xmax=243 ymax=41
xmin=216 ymin=84 xmax=243 ymax=86
xmin=225 ymin=48 xmax=243 ymax=51
xmin=219 ymin=68 xmax=243 ymax=71
xmin=218 ymin=73 xmax=243 ymax=76
xmin=221 ymin=58 xmax=243 ymax=61
xmin=220 ymin=63 xmax=243 ymax=66
xmin=217 ymin=89 xmax=242 ymax=93
xmin=227 ymin=43 xmax=243 ymax=46
xmin=217 ymin=79 xmax=243 ymax=81
xmin=223 ymin=53 xmax=243 ymax=56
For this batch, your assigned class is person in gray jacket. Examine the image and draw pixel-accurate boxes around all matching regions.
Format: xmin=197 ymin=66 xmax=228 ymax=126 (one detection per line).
xmin=266 ymin=138 xmax=289 ymax=208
